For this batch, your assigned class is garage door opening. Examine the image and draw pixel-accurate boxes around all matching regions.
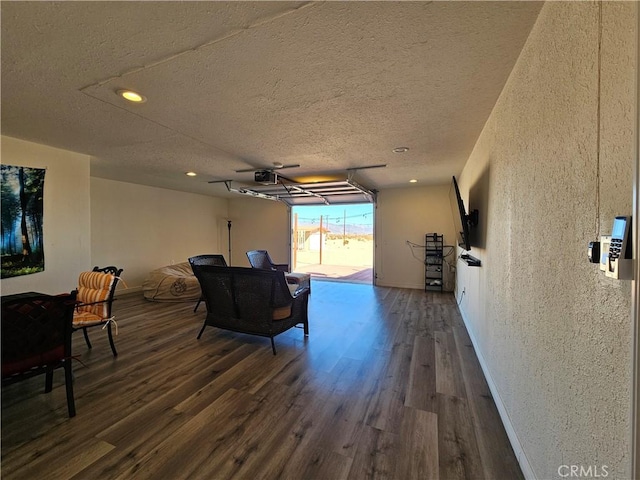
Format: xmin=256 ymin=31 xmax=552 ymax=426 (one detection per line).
xmin=291 ymin=203 xmax=374 ymax=284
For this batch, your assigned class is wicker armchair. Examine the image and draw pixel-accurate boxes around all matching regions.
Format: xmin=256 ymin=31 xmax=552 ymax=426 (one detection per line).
xmin=191 ymin=265 xmax=309 ymax=355
xmin=246 ymin=250 xmax=289 ymax=272
xmin=188 ymin=254 xmax=228 ymax=312
xmin=2 ymin=292 xmax=78 ymax=417
xmin=246 ymin=249 xmax=311 ymax=294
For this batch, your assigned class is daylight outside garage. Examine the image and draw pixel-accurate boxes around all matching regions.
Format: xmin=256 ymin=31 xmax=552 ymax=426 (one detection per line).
xmin=291 ymin=204 xmax=374 ymax=284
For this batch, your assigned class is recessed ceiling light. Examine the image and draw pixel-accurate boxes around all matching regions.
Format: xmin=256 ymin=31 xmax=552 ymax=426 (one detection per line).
xmin=409 ymin=179 xmax=418 ymax=183
xmin=393 ymin=147 xmax=409 ymax=153
xmin=117 ymin=89 xmax=146 ymax=103
xmin=185 ymin=171 xmax=197 ymax=177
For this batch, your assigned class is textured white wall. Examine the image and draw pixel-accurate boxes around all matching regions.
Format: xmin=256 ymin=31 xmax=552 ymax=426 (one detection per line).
xmin=376 ymin=185 xmax=457 ymax=290
xmin=228 ymin=197 xmax=291 ymax=268
xmin=90 ymin=177 xmax=228 ymax=288
xmin=457 ymin=2 xmax=636 ymax=479
xmin=0 ymin=136 xmax=91 ymax=295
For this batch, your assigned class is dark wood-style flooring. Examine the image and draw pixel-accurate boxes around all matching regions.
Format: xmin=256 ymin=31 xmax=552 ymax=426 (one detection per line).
xmin=1 ymin=280 xmax=522 ymax=479
xmin=294 ymin=263 xmax=374 ymax=284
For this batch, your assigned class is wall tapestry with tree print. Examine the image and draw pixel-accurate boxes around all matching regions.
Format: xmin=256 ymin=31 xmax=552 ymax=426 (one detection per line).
xmin=1 ymin=165 xmax=46 ymax=278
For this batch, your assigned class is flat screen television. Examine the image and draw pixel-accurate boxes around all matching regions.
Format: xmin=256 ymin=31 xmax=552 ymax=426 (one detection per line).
xmin=449 ymin=175 xmax=478 ymax=252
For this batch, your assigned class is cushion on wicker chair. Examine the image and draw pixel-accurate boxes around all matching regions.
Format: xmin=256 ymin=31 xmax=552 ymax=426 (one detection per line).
xmin=284 ymin=272 xmax=311 ymax=291
xmin=272 ymin=305 xmax=292 ymax=320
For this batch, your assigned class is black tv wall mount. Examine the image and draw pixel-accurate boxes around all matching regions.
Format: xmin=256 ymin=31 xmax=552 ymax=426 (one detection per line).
xmin=461 ymin=253 xmax=481 ymax=267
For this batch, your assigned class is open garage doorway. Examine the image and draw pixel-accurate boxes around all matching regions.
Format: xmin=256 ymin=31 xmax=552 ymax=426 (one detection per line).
xmin=291 ymin=203 xmax=374 ymax=284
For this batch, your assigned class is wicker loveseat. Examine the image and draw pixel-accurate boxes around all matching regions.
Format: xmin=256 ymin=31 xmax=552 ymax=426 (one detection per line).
xmin=191 ymin=265 xmax=310 ymax=355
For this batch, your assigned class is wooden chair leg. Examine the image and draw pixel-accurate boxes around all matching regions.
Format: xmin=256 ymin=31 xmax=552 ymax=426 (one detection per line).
xmin=82 ymin=327 xmax=92 ymax=349
xmin=107 ymin=322 xmax=118 ymax=357
xmin=64 ymin=360 xmax=76 ymax=418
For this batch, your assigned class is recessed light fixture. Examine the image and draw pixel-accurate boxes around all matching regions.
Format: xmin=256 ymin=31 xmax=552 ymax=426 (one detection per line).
xmin=409 ymin=179 xmax=418 ymax=183
xmin=392 ymin=146 xmax=409 ymax=153
xmin=117 ymin=89 xmax=146 ymax=103
xmin=185 ymin=171 xmax=197 ymax=177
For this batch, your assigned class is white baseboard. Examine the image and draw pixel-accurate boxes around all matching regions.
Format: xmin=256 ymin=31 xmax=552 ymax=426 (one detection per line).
xmin=375 ymin=280 xmax=424 ymax=290
xmin=457 ymin=307 xmax=536 ymax=480
xmin=375 ymin=280 xmax=454 ymax=292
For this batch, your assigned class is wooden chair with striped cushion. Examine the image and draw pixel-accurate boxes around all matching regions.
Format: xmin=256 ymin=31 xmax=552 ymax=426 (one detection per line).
xmin=73 ymin=266 xmax=123 ymax=357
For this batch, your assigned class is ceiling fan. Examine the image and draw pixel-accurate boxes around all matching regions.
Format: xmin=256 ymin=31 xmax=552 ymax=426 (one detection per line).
xmin=207 ymin=162 xmax=299 ymax=184
xmin=234 ymin=162 xmax=300 ymax=173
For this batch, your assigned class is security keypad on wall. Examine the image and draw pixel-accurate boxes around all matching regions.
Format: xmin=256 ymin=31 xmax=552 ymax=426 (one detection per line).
xmin=605 ymin=216 xmax=632 ymax=280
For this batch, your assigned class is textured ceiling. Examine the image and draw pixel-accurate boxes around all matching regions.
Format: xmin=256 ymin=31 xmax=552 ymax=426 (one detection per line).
xmin=1 ymin=1 xmax=543 ymax=198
